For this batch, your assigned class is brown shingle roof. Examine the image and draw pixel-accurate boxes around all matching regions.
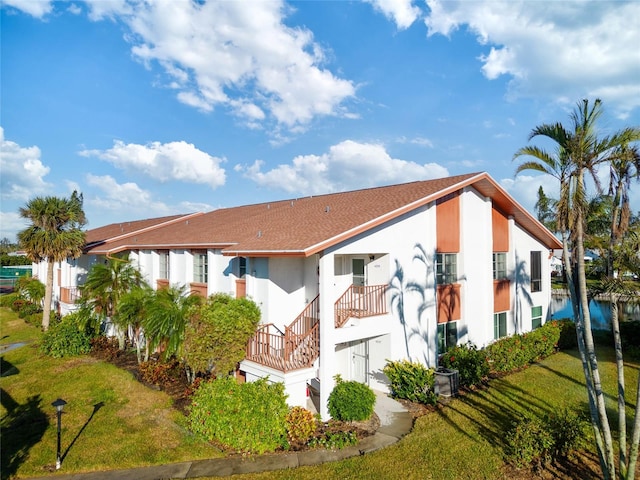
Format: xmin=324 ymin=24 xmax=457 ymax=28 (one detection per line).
xmin=84 ymin=172 xmax=561 ymax=256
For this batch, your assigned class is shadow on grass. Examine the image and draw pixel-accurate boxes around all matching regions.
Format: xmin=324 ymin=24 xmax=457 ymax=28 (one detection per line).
xmin=61 ymin=402 xmax=104 ymax=464
xmin=0 ymin=356 xmax=19 ymax=377
xmin=1 ymin=390 xmax=49 ymax=480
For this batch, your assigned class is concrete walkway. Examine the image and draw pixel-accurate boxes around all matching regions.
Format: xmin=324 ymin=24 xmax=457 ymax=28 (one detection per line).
xmin=23 ymin=391 xmax=413 ymax=480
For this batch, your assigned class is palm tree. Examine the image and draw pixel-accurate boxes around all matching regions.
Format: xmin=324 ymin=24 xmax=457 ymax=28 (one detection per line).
xmin=514 ymin=98 xmax=640 ymax=480
xmin=143 ymin=285 xmax=202 ymax=362
xmin=80 ymin=254 xmax=145 ymax=349
xmin=117 ymin=285 xmax=154 ymax=363
xmin=17 ymin=194 xmax=86 ymax=331
xmin=607 ymin=144 xmax=640 ymax=277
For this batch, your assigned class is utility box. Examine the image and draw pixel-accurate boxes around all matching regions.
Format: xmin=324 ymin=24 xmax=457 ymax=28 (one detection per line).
xmin=435 ymin=367 xmax=459 ymax=397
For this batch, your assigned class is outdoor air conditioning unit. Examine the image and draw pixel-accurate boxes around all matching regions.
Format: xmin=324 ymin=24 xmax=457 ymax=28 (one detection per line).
xmin=435 ymin=367 xmax=459 ymax=397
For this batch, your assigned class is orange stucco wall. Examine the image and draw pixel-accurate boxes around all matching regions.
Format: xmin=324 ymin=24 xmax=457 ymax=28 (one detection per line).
xmin=436 ymin=193 xmax=460 ymax=253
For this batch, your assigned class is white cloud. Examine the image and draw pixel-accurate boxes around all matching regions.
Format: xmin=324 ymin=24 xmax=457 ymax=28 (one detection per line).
xmin=424 ymin=0 xmax=640 ymax=117
xmin=239 ymin=140 xmax=448 ymax=194
xmin=79 ymin=139 xmax=226 ymax=189
xmin=85 ymin=174 xmax=172 ymax=217
xmin=2 ymin=0 xmax=53 ymax=18
xmin=86 ymin=0 xmax=355 ymax=130
xmin=365 ymin=0 xmax=422 ymax=30
xmin=500 ymin=173 xmax=560 ymax=217
xmin=0 ymin=127 xmax=52 ymax=201
xmin=0 ymin=211 xmax=28 ymax=243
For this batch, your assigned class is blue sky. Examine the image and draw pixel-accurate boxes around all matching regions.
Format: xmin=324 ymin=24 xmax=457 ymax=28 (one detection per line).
xmin=2 ymin=0 xmax=639 ymax=242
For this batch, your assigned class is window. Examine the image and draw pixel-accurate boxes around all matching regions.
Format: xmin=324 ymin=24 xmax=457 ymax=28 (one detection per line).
xmin=493 ymin=252 xmax=507 ymax=280
xmin=239 ymin=257 xmax=247 ymax=278
xmin=437 ymin=321 xmax=458 ymax=353
xmin=159 ymin=251 xmax=169 ymax=280
xmin=530 ymin=251 xmax=542 ymax=292
xmin=436 ymin=253 xmax=457 ymax=285
xmin=532 ymin=306 xmax=543 ymax=329
xmin=193 ymin=251 xmax=208 ymax=283
xmin=494 ymin=312 xmax=507 ymax=339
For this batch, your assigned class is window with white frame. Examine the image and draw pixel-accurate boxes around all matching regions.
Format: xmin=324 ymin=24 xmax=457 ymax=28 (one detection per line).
xmin=530 ymin=251 xmax=542 ymax=292
xmin=193 ymin=251 xmax=208 ymax=283
xmin=159 ymin=251 xmax=169 ymax=280
xmin=436 ymin=253 xmax=457 ymax=285
xmin=532 ymin=306 xmax=543 ymax=329
xmin=494 ymin=312 xmax=507 ymax=339
xmin=493 ymin=252 xmax=507 ymax=280
xmin=437 ymin=321 xmax=458 ymax=353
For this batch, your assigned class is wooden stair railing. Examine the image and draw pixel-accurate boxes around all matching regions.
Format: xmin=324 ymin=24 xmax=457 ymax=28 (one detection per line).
xmin=334 ymin=284 xmax=388 ymax=328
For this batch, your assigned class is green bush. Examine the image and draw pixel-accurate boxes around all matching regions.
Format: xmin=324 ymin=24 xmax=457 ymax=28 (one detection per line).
xmin=440 ymin=342 xmax=489 ymax=388
xmin=285 ymin=406 xmax=317 ymax=444
xmin=505 ymin=407 xmax=587 ymax=468
xmin=0 ymin=292 xmax=19 ymax=307
xmin=327 ymin=375 xmax=376 ymax=421
xmin=40 ymin=312 xmax=96 ymax=358
xmin=383 ymin=359 xmax=437 ymax=405
xmin=505 ymin=414 xmax=554 ymax=468
xmin=620 ymin=320 xmax=640 ymax=350
xmin=17 ymin=302 xmax=41 ymax=319
xmin=546 ymin=408 xmax=587 ymax=458
xmin=555 ymin=319 xmax=577 ymax=350
xmin=308 ymin=429 xmax=357 ymax=450
xmin=486 ymin=322 xmax=560 ymax=374
xmin=187 ymin=377 xmax=289 ymax=454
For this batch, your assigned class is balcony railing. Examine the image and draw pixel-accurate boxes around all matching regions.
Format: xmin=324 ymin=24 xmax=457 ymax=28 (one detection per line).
xmin=60 ymin=286 xmax=82 ymax=304
xmin=334 ymin=284 xmax=388 ymax=328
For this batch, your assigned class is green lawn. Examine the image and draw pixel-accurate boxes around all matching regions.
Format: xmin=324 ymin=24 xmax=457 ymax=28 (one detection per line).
xmin=2 ymin=308 xmax=638 ymax=480
xmin=1 ymin=309 xmax=222 ymax=479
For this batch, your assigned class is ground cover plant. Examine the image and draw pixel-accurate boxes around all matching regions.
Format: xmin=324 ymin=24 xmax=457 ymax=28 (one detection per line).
xmin=0 ymin=308 xmax=222 ymax=479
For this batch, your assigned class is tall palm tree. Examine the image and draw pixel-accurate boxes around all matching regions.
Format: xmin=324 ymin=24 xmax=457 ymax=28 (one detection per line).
xmin=80 ymin=254 xmax=145 ymax=349
xmin=17 ymin=194 xmax=86 ymax=331
xmin=607 ymin=144 xmax=640 ymax=277
xmin=514 ymin=98 xmax=640 ymax=480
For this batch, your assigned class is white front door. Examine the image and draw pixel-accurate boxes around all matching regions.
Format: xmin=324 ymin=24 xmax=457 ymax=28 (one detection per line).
xmin=350 ymin=340 xmax=368 ymax=384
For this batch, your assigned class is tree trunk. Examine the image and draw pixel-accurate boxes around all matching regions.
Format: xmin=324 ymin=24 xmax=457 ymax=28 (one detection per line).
xmin=42 ymin=259 xmax=54 ymax=331
xmin=576 ymin=199 xmax=616 ymax=479
xmin=627 ymin=374 xmax=640 ymax=479
xmin=610 ymin=297 xmax=628 ymax=478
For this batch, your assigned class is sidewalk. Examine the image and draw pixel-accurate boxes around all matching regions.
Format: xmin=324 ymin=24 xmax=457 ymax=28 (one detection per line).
xmin=23 ymin=391 xmax=413 ymax=480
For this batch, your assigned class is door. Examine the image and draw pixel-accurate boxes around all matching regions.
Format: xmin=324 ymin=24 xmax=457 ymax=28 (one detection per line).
xmin=350 ymin=340 xmax=368 ymax=385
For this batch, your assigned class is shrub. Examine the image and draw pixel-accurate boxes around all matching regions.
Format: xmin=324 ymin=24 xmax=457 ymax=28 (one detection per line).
xmin=546 ymin=408 xmax=587 ymax=458
xmin=505 ymin=407 xmax=587 ymax=468
xmin=440 ymin=342 xmax=489 ymax=388
xmin=555 ymin=319 xmax=577 ymax=350
xmin=90 ymin=336 xmax=120 ymax=360
xmin=383 ymin=359 xmax=437 ymax=405
xmin=308 ymin=429 xmax=357 ymax=450
xmin=17 ymin=302 xmax=41 ymax=319
xmin=327 ymin=375 xmax=376 ymax=421
xmin=187 ymin=377 xmax=288 ymax=454
xmin=23 ymin=312 xmax=43 ymax=327
xmin=0 ymin=292 xmax=19 ymax=307
xmin=505 ymin=414 xmax=554 ymax=468
xmin=486 ymin=322 xmax=560 ymax=374
xmin=285 ymin=406 xmax=317 ymax=444
xmin=10 ymin=299 xmax=26 ymax=312
xmin=620 ymin=320 xmax=640 ymax=351
xmin=139 ymin=359 xmax=181 ymax=386
xmin=40 ymin=312 xmax=96 ymax=358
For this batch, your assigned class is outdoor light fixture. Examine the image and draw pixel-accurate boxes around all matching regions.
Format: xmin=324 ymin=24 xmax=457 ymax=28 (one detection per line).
xmin=51 ymin=398 xmax=67 ymax=470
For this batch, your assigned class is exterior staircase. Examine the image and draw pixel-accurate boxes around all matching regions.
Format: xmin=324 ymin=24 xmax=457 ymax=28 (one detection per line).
xmin=245 ymin=285 xmax=388 ymax=373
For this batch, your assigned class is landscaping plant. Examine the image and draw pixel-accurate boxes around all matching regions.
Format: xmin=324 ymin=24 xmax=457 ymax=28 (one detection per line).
xmin=440 ymin=342 xmax=489 ymax=388
xmin=187 ymin=377 xmax=289 ymax=454
xmin=383 ymin=359 xmax=437 ymax=405
xmin=327 ymin=375 xmax=376 ymax=421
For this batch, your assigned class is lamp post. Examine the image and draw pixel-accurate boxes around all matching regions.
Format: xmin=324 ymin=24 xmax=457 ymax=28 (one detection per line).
xmin=51 ymin=398 xmax=66 ymax=470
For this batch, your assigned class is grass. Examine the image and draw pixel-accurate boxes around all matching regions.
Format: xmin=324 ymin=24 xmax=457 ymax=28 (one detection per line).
xmin=2 ymin=307 xmax=639 ymax=480
xmin=1 ymin=308 xmax=222 ymax=479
